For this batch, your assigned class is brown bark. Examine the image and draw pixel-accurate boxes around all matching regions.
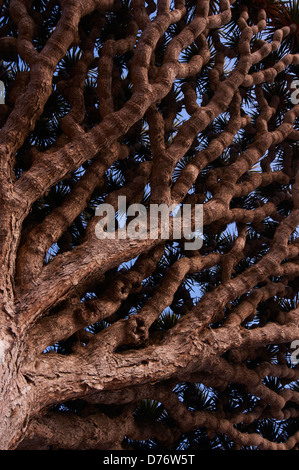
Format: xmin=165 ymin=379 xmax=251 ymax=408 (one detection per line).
xmin=0 ymin=0 xmax=298 ymax=451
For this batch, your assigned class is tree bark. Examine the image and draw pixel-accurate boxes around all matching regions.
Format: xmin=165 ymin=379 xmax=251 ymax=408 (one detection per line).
xmin=0 ymin=0 xmax=299 ymax=450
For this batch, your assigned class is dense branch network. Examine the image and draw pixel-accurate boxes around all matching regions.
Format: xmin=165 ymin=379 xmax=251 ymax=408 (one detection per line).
xmin=0 ymin=0 xmax=299 ymax=450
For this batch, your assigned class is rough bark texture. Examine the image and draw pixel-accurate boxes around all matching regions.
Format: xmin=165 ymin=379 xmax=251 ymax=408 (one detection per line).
xmin=0 ymin=0 xmax=299 ymax=450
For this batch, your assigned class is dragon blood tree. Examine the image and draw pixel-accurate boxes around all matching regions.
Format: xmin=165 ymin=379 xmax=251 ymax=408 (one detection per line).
xmin=0 ymin=0 xmax=299 ymax=450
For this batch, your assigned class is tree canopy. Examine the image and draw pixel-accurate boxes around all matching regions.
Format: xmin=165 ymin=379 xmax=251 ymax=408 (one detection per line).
xmin=0 ymin=0 xmax=299 ymax=450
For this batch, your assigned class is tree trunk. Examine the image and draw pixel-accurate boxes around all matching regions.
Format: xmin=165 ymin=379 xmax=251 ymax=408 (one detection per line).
xmin=0 ymin=0 xmax=299 ymax=451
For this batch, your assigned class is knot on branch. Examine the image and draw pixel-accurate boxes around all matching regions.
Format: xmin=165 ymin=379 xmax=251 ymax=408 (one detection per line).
xmin=76 ymin=301 xmax=99 ymax=324
xmin=110 ymin=279 xmax=131 ymax=301
xmin=125 ymin=315 xmax=148 ymax=345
